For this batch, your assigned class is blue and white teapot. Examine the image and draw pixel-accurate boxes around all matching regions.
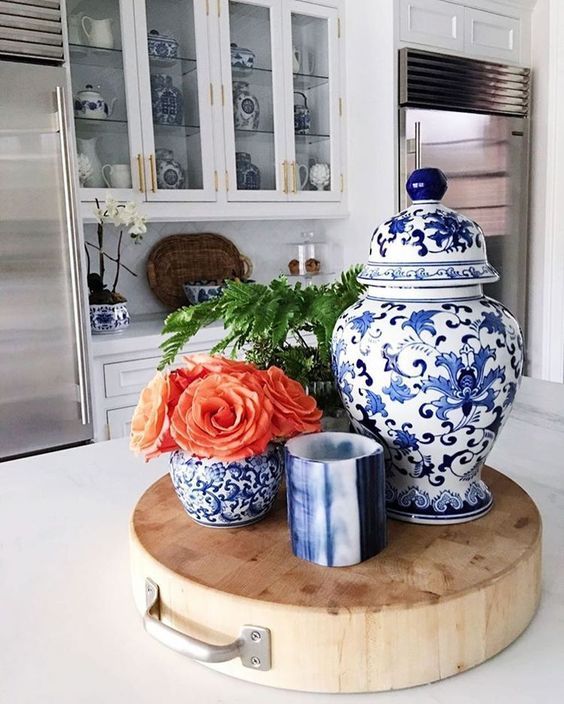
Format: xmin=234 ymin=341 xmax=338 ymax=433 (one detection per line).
xmin=332 ymin=168 xmax=524 ymax=525
xmin=74 ymin=84 xmax=116 ymax=120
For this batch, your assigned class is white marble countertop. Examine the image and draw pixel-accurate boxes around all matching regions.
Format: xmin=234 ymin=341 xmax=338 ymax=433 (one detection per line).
xmin=1 ymin=376 xmax=563 ymax=703
xmin=90 ymin=313 xmax=225 ymax=357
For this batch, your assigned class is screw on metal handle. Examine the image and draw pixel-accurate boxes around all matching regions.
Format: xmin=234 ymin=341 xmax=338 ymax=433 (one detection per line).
xmin=143 ymin=578 xmax=271 ymax=671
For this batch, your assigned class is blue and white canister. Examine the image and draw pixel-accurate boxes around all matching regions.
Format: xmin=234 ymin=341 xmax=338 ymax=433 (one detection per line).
xmin=169 ymin=445 xmax=283 ymax=527
xmin=233 ymin=82 xmax=260 ymax=131
xmin=150 ymin=74 xmax=184 ymax=126
xmin=332 ymin=168 xmax=524 ymax=525
xmin=285 ymin=432 xmax=387 ymax=567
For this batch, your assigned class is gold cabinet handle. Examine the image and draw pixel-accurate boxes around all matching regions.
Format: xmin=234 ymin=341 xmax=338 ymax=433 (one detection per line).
xmin=136 ymin=154 xmax=146 ymax=193
xmin=148 ymin=154 xmax=157 ymax=193
xmin=282 ymin=160 xmax=288 ymax=193
xmin=291 ymin=161 xmax=297 ymax=193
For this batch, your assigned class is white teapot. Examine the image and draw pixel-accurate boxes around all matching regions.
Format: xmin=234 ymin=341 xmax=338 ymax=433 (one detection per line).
xmin=74 ymin=84 xmax=116 ymax=120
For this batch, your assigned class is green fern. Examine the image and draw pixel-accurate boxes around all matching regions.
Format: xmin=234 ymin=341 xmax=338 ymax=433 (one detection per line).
xmin=159 ymin=265 xmax=366 ymax=386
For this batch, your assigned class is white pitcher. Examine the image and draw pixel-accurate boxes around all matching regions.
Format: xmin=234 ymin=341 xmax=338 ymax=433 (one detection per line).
xmin=81 ymin=16 xmax=114 ymax=49
xmin=77 ymin=137 xmax=103 ymax=188
xmin=102 ymin=163 xmax=132 ymax=189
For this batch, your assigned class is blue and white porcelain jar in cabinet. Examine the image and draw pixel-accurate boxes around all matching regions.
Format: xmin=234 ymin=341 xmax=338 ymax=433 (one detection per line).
xmin=332 ymin=168 xmax=524 ymax=525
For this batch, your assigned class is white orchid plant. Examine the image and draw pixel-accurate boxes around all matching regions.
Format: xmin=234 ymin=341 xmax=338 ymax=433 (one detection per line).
xmin=85 ymin=196 xmax=148 ymax=305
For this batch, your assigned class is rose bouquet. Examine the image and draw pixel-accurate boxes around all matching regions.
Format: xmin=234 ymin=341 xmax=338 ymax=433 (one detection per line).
xmin=130 ymin=354 xmax=322 ymax=527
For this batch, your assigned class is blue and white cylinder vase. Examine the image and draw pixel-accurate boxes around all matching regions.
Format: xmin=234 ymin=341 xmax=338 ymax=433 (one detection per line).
xmin=285 ymin=432 xmax=387 ymax=567
xmin=332 ymin=168 xmax=524 ymax=525
xmin=169 ymin=444 xmax=283 ymax=527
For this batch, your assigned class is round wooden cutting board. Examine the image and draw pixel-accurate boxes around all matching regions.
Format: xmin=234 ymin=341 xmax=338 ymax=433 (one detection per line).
xmin=129 ymin=466 xmax=541 ymax=693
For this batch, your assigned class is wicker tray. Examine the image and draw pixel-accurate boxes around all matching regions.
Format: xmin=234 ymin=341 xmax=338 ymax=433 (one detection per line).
xmin=146 ymin=233 xmax=252 ymax=309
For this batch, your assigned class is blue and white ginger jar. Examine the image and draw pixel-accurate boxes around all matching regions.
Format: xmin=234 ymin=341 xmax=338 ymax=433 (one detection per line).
xmin=169 ymin=444 xmax=283 ymax=527
xmin=147 ymin=30 xmax=178 ymax=61
xmin=151 ymin=74 xmax=184 ymax=126
xmin=332 ymin=168 xmax=524 ymax=524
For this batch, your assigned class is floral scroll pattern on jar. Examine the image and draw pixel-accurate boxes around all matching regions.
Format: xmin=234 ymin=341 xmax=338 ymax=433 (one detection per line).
xmin=332 ymin=168 xmax=524 ymax=525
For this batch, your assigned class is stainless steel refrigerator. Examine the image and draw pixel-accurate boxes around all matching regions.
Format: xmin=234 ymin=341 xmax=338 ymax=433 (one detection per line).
xmin=398 ymin=48 xmax=531 ymax=328
xmin=0 ymin=3 xmax=92 ymax=460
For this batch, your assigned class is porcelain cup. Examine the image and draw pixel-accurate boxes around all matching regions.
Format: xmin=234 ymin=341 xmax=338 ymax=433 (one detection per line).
xmin=81 ymin=16 xmax=114 ymax=49
xmin=102 ymin=163 xmax=132 ymax=189
xmin=285 ymin=432 xmax=387 ymax=567
xmin=294 ymin=46 xmax=316 ymax=75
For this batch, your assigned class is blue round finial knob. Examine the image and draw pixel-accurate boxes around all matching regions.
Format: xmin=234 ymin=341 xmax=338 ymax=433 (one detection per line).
xmin=406 ymin=168 xmax=448 ymax=202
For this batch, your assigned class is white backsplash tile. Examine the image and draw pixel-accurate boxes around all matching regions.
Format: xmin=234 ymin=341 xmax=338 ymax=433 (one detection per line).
xmin=83 ymin=219 xmax=344 ymax=316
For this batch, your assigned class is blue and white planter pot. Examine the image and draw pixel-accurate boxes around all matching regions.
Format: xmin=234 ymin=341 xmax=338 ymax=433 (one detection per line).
xmin=183 ymin=280 xmax=225 ymax=305
xmin=285 ymin=432 xmax=387 ymax=567
xmin=332 ymin=168 xmax=524 ymax=525
xmin=89 ymin=302 xmax=130 ymax=334
xmin=230 ymin=43 xmax=255 ymax=75
xmin=169 ymin=445 xmax=283 ymax=528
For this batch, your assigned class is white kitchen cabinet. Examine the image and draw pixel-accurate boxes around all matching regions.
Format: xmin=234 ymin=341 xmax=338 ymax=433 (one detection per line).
xmin=106 ymin=405 xmax=136 ymax=439
xmin=399 ymin=0 xmax=464 ymax=52
xmin=398 ymin=0 xmax=526 ymax=65
xmin=65 ymin=0 xmax=346 ymax=219
xmin=90 ymin=316 xmax=225 ymax=441
xmin=464 ymin=7 xmax=520 ymax=63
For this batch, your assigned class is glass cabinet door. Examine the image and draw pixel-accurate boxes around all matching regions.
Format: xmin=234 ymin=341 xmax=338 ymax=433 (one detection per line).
xmin=67 ymin=0 xmax=144 ymax=200
xmin=134 ymin=0 xmax=215 ymax=201
xmin=284 ymin=1 xmax=341 ymax=201
xmin=220 ymin=0 xmax=287 ymax=201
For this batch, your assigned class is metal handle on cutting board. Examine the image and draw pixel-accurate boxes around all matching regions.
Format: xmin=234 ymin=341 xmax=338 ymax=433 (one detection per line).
xmin=56 ymin=85 xmax=91 ymax=426
xmin=143 ymin=578 xmax=271 ymax=671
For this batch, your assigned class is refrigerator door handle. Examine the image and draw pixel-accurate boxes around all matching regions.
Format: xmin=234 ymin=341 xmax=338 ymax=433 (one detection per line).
xmin=414 ymin=121 xmax=421 ymax=170
xmin=55 ymin=85 xmax=91 ymax=426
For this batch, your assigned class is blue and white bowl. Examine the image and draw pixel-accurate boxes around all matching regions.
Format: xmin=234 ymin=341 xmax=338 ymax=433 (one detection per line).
xmin=89 ymin=302 xmax=129 ymax=334
xmin=169 ymin=445 xmax=283 ymax=527
xmin=285 ymin=432 xmax=387 ymax=567
xmin=183 ymin=280 xmax=225 ymax=305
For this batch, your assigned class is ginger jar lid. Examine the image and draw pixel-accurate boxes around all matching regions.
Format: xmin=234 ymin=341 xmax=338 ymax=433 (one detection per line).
xmin=358 ymin=167 xmax=499 ymax=288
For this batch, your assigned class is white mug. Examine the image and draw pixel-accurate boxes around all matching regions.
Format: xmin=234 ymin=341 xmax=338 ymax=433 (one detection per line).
xmin=102 ymin=164 xmax=132 ymax=189
xmin=294 ymin=47 xmax=316 ymax=75
xmin=81 ymin=16 xmax=114 ymax=49
xmin=297 ymin=163 xmax=309 ymax=190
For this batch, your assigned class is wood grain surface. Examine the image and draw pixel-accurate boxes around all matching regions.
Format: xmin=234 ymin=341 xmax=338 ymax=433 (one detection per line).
xmin=129 ymin=466 xmax=542 ymax=692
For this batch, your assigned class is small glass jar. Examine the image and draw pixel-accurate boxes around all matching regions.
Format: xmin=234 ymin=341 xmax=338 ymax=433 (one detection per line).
xmin=287 ymin=231 xmax=327 ymax=278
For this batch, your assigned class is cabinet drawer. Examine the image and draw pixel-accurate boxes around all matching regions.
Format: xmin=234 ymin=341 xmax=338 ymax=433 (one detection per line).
xmin=107 ymin=406 xmax=136 ymax=440
xmin=103 ymin=356 xmax=161 ymax=399
xmin=464 ymin=8 xmax=520 ymax=63
xmin=399 ymin=0 xmax=464 ymax=52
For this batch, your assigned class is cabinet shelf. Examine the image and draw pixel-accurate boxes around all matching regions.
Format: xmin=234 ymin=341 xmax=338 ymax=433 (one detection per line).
xmin=154 ymin=122 xmax=201 ymax=138
xmin=234 ymin=128 xmax=329 ymax=144
xmin=69 ymin=43 xmax=124 ymax=69
xmin=75 ymin=116 xmax=129 ymax=134
xmin=232 ymin=65 xmax=329 ymax=91
xmin=149 ymin=55 xmax=197 ymax=77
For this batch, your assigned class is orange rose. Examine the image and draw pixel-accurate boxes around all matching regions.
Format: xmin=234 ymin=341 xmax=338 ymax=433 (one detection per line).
xmin=130 ymin=372 xmax=180 ymax=461
xmin=262 ymin=366 xmax=322 ymax=438
xmin=182 ymin=352 xmax=256 ymax=376
xmin=170 ymin=372 xmax=274 ymax=461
